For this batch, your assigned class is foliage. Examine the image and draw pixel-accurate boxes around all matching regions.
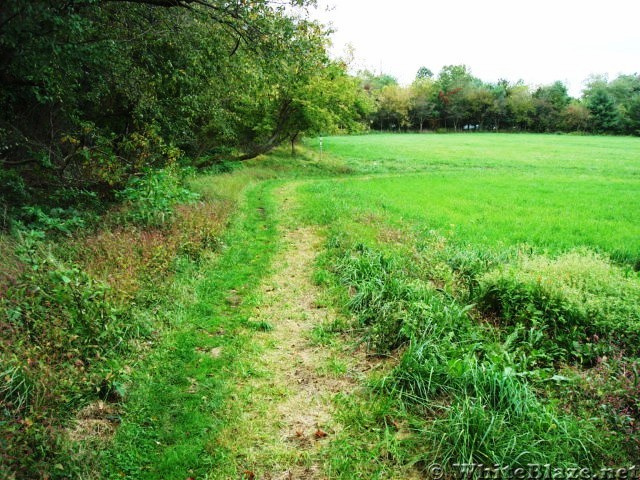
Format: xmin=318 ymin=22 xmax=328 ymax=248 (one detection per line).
xmin=370 ymin=84 xmax=412 ymax=131
xmin=18 ymin=206 xmax=93 ymax=235
xmin=477 ymin=250 xmax=640 ymax=363
xmin=361 ymin=65 xmax=640 ymax=135
xmin=562 ymin=100 xmax=591 ymax=132
xmin=117 ymin=168 xmax=200 ymax=227
xmin=409 ymin=78 xmax=438 ymax=132
xmin=585 ymin=87 xmax=619 ymax=133
xmin=0 ymin=0 xmax=371 ymax=225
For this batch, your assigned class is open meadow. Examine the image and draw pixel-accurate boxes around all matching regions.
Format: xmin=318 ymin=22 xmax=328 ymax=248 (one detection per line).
xmin=294 ymin=133 xmax=640 ymax=474
xmin=303 ymin=133 xmax=640 ymax=264
xmin=4 ymin=133 xmax=640 ymax=479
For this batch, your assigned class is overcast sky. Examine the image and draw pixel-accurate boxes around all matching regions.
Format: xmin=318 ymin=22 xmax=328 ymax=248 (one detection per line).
xmin=311 ymin=0 xmax=640 ymax=97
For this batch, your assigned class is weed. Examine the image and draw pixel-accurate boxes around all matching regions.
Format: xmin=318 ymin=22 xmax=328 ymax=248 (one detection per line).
xmin=0 ymin=231 xmax=148 ymax=477
xmin=477 ymin=250 xmax=640 ymax=363
xmin=117 ymin=167 xmax=199 ymax=227
xmin=324 ymin=237 xmax=622 ymax=468
xmin=246 ymin=319 xmax=274 ymax=332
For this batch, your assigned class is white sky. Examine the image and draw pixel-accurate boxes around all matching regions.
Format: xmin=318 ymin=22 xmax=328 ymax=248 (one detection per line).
xmin=311 ymin=0 xmax=640 ymax=97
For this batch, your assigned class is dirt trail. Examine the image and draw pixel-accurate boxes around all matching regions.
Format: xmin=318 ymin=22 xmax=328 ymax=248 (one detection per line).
xmin=219 ymin=223 xmax=364 ymax=479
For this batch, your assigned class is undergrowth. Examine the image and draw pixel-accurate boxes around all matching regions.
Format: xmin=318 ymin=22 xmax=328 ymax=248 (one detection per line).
xmin=0 ymin=166 xmax=233 ymax=478
xmin=320 ymin=230 xmax=639 ymax=471
xmin=1 ymin=230 xmax=146 ymax=478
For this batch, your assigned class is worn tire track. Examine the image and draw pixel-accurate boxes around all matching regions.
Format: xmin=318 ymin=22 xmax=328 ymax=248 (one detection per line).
xmin=215 ymin=188 xmax=364 ymax=479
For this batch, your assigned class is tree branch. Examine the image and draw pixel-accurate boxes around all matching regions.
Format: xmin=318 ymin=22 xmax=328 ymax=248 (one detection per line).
xmin=104 ymin=0 xmax=195 ymax=7
xmin=1 ymin=157 xmax=39 ymax=167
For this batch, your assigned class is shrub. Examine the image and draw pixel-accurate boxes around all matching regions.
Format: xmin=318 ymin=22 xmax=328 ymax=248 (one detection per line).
xmin=117 ymin=168 xmax=199 ymax=227
xmin=477 ymin=250 xmax=640 ymax=362
xmin=0 ymin=169 xmax=29 ymax=229
xmin=7 ymin=232 xmax=134 ymax=355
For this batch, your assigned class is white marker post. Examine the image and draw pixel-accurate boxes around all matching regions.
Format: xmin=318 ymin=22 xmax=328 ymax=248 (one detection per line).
xmin=319 ymin=136 xmax=323 ymax=162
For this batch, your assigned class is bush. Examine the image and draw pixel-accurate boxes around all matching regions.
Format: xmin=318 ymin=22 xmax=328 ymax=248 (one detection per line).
xmin=7 ymin=232 xmax=134 ymax=356
xmin=117 ymin=168 xmax=199 ymax=227
xmin=477 ymin=250 xmax=640 ymax=362
xmin=0 ymin=169 xmax=29 ymax=229
xmin=0 ymin=231 xmax=146 ymax=477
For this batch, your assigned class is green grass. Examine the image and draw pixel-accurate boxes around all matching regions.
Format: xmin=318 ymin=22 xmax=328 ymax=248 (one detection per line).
xmin=26 ymin=134 xmax=638 ymax=478
xmin=306 ymin=132 xmax=640 ymax=176
xmin=293 ymin=133 xmax=640 ymax=472
xmin=89 ymin=133 xmax=640 ymax=476
xmin=302 ymin=133 xmax=640 ymax=265
xmin=98 ymin=181 xmax=281 ymax=479
xmin=86 ymin=149 xmax=354 ymax=479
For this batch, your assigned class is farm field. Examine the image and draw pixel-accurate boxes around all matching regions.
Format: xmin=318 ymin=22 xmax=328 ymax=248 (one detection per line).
xmin=5 ymin=133 xmax=640 ymax=479
xmin=293 ymin=133 xmax=640 ymax=474
xmin=309 ymin=133 xmax=640 ymax=175
xmin=303 ymin=133 xmax=640 ymax=264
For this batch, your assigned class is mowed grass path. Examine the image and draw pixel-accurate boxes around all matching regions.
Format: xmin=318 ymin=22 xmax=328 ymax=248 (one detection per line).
xmin=304 ymin=133 xmax=640 ymax=264
xmin=96 ymin=134 xmax=639 ymax=478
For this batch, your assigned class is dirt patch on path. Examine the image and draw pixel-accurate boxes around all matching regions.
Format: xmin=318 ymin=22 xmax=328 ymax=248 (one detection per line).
xmin=261 ymin=227 xmax=355 ymax=478
xmin=216 ymin=225 xmax=364 ymax=479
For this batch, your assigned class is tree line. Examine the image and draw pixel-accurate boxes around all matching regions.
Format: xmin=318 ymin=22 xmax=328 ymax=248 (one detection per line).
xmin=362 ymin=65 xmax=640 ymax=135
xmin=2 ymin=2 xmax=639 ymax=223
xmin=0 ymin=0 xmax=371 ymax=220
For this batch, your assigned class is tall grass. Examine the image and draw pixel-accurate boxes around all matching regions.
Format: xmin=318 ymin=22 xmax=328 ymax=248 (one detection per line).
xmin=478 ymin=250 xmax=640 ymax=362
xmin=323 ymin=236 xmax=630 ymax=468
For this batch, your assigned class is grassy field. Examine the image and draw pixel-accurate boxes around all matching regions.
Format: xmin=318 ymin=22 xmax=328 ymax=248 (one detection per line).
xmin=308 ymin=133 xmax=640 ymax=175
xmin=6 ymin=133 xmax=640 ymax=478
xmin=295 ymin=133 xmax=640 ymax=473
xmin=303 ymin=133 xmax=640 ymax=265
